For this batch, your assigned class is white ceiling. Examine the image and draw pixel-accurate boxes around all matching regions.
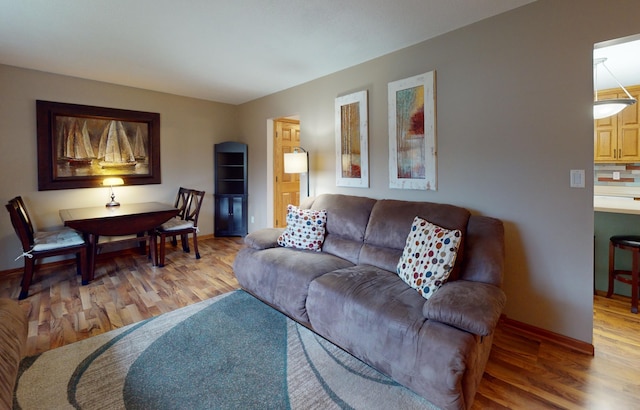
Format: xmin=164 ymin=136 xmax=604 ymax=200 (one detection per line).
xmin=0 ymin=1 xmax=538 ymax=104
xmin=594 ymin=35 xmax=640 ymax=90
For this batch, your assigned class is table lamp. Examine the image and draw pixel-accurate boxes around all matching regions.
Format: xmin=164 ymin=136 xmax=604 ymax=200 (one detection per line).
xmin=103 ymin=177 xmax=124 ymax=207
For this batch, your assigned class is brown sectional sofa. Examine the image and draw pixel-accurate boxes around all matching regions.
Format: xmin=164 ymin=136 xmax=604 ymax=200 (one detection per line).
xmin=0 ymin=298 xmax=28 ymax=409
xmin=233 ymin=193 xmax=506 ymax=410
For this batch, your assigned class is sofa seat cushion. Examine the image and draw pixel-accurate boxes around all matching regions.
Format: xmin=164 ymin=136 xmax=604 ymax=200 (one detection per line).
xmin=307 ymin=266 xmax=480 ymax=409
xmin=306 ymin=265 xmax=428 ymax=373
xmin=233 ymin=246 xmax=354 ymax=323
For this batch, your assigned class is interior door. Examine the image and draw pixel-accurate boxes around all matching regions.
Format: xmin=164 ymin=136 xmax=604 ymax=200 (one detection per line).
xmin=274 ymin=118 xmax=300 ymax=227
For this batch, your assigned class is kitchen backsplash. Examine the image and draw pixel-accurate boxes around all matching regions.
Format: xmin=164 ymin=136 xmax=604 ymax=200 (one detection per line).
xmin=595 ymin=163 xmax=640 ymax=187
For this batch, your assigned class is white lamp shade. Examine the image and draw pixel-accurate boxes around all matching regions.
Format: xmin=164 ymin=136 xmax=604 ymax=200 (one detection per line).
xmin=284 ymin=152 xmax=308 ymax=174
xmin=593 ymin=58 xmax=637 ymax=119
xmin=102 ymin=177 xmax=124 ymax=186
xmin=593 ymin=99 xmax=637 ymax=120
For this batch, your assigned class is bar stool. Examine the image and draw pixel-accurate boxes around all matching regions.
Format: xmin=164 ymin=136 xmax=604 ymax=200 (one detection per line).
xmin=607 ymin=235 xmax=640 ymax=313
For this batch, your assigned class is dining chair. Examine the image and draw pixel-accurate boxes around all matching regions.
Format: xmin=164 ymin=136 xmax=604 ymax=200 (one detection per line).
xmin=5 ymin=196 xmax=87 ymax=299
xmin=159 ymin=187 xmax=193 ymax=253
xmin=156 ymin=188 xmax=205 ymax=267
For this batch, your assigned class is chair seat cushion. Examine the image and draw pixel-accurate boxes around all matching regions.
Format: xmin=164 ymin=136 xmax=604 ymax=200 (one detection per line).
xmin=611 ymin=235 xmax=640 ymax=248
xmin=33 ymin=228 xmax=84 ymax=251
xmin=160 ymin=218 xmax=194 ymax=231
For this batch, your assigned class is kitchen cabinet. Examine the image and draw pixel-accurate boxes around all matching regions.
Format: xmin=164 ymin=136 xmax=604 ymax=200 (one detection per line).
xmin=594 ymin=85 xmax=640 ymax=163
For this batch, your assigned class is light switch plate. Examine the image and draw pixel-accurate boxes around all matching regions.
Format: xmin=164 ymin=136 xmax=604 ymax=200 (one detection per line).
xmin=613 ymin=171 xmax=621 ymax=180
xmin=570 ymin=169 xmax=585 ymax=188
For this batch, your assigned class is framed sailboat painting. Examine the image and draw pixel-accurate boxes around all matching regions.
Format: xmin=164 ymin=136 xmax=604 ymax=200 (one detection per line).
xmin=36 ymin=100 xmax=161 ymax=190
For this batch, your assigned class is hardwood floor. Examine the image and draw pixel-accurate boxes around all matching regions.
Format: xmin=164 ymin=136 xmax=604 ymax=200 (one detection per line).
xmin=474 ymin=291 xmax=640 ymax=409
xmin=0 ymin=236 xmax=242 ymax=356
xmin=1 ymin=236 xmax=639 ymax=409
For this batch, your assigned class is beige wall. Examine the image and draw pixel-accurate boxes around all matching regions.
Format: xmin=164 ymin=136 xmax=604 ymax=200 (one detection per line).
xmin=3 ymin=0 xmax=639 ymax=344
xmin=0 ymin=64 xmax=238 ymax=272
xmin=238 ymin=0 xmax=640 ymax=343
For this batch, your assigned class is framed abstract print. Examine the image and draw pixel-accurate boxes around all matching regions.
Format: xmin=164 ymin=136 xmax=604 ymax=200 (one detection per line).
xmin=335 ymin=90 xmax=368 ymax=188
xmin=388 ymin=71 xmax=436 ymax=190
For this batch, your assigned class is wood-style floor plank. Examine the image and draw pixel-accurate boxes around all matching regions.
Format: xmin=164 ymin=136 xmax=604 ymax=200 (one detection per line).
xmin=0 ymin=236 xmax=242 ymax=355
xmin=1 ymin=236 xmax=639 ymax=409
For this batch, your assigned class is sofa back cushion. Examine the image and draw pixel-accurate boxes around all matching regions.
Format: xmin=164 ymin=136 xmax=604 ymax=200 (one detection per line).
xmin=306 ymin=194 xmax=377 ymax=264
xmin=360 ymin=199 xmax=470 ymax=274
xmin=457 ymin=215 xmax=504 ymax=286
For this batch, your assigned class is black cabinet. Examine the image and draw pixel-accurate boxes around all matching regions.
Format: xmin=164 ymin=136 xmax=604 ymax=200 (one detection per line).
xmin=214 ymin=142 xmax=248 ymax=237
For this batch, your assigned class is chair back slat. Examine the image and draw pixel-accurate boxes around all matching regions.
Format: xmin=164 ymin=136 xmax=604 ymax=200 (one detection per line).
xmin=5 ymin=197 xmax=35 ymax=251
xmin=184 ymin=190 xmax=205 ymax=226
xmin=174 ymin=187 xmax=193 ymax=220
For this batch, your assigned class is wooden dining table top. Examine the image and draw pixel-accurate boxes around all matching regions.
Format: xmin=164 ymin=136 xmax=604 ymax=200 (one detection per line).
xmin=60 ymin=202 xmax=179 ymax=236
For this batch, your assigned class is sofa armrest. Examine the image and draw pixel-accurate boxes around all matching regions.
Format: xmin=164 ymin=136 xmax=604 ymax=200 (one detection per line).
xmin=422 ymin=280 xmax=506 ymax=336
xmin=244 ymin=228 xmax=285 ymax=250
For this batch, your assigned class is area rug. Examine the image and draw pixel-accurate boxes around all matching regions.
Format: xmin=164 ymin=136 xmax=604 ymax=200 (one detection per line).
xmin=14 ymin=290 xmax=438 ymax=409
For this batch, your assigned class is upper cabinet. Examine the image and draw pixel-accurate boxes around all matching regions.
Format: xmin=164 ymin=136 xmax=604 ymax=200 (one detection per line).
xmin=595 ymin=85 xmax=640 ymax=163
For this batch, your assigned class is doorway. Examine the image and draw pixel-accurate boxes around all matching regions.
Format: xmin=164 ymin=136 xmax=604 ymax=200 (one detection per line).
xmin=592 ymin=34 xmax=640 ymax=344
xmin=273 ymin=118 xmax=301 ymax=228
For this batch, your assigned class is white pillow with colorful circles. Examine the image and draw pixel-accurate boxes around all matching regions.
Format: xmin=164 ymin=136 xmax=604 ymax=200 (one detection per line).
xmin=277 ymin=205 xmax=327 ymax=252
xmin=396 ymin=216 xmax=462 ymax=300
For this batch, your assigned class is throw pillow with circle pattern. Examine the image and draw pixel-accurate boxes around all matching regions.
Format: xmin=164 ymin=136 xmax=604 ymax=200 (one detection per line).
xmin=396 ymin=216 xmax=462 ymax=299
xmin=277 ymin=205 xmax=327 ymax=251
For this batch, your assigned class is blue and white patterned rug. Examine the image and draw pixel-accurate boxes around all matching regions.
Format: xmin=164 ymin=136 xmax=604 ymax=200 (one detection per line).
xmin=14 ymin=290 xmax=438 ymax=409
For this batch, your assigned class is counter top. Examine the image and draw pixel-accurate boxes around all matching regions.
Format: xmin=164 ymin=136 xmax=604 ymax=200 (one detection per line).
xmin=594 ymin=196 xmax=640 ymax=214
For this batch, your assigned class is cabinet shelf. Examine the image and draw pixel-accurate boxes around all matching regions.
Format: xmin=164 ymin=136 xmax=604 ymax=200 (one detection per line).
xmin=215 ymin=142 xmax=247 ymax=237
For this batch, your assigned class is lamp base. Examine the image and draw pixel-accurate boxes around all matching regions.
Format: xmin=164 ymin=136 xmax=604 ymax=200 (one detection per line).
xmin=105 ymin=190 xmax=120 ymax=207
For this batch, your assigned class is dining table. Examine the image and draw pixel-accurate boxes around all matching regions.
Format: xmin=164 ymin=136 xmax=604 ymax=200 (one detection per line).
xmin=59 ymin=202 xmax=179 ymax=283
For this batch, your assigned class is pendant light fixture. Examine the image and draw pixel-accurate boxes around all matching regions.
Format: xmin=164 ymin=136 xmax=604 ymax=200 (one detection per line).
xmin=593 ymin=57 xmax=636 ymax=120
